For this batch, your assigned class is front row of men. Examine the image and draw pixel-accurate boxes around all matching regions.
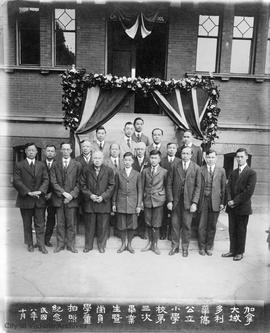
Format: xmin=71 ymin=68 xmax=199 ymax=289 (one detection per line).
xmin=13 ymin=142 xmax=256 ymax=261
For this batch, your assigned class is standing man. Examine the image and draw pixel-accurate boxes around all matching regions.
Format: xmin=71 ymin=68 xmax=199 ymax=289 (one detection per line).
xmin=112 ymin=152 xmax=142 ymax=254
xmin=167 ymin=146 xmax=201 ymax=257
xmin=80 ymin=151 xmax=115 ymax=253
xmin=92 ymin=126 xmax=110 ymax=160
xmin=176 ymin=130 xmax=203 ymax=166
xmin=198 ymin=149 xmax=226 ymax=256
xmin=222 ymin=148 xmax=257 ymax=261
xmin=132 ymin=117 xmax=150 ymax=146
xmin=141 ymin=150 xmax=167 ymax=255
xmin=147 ymin=128 xmax=167 ymax=158
xmin=50 ymin=142 xmax=81 ymax=253
xmin=119 ymin=122 xmax=137 ymax=156
xmin=105 ymin=143 xmax=124 ymax=174
xmin=76 ymin=139 xmax=92 ymax=168
xmin=13 ymin=143 xmax=49 ymax=253
xmin=43 ymin=144 xmax=57 ymax=247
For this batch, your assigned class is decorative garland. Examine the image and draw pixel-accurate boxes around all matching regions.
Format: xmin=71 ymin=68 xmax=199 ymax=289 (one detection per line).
xmin=61 ymin=67 xmax=220 ymax=145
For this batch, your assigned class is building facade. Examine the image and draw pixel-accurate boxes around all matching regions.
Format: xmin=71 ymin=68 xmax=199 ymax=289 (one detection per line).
xmin=0 ymin=0 xmax=269 ymax=207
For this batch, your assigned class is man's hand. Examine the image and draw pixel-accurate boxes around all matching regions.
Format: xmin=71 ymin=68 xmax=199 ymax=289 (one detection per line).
xmin=190 ymin=203 xmax=197 ymax=213
xmin=228 ymin=200 xmax=234 ymax=207
xmin=90 ymin=194 xmax=98 ymax=201
xmin=136 ymin=207 xmax=141 ymax=216
xmin=28 ymin=191 xmax=41 ymax=198
xmin=45 ymin=192 xmax=52 ymax=200
xmin=63 ymin=192 xmax=73 ymax=201
xmin=167 ymin=202 xmax=173 ymax=211
xmin=112 ymin=205 xmax=117 ymax=213
xmin=219 ymin=204 xmax=225 ymax=211
xmin=96 ymin=196 xmax=103 ymax=203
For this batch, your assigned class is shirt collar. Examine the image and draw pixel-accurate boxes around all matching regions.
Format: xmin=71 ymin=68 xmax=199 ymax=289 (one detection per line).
xmin=27 ymin=158 xmax=35 ymax=165
xmin=182 ymin=160 xmax=190 ymax=167
xmin=239 ymin=163 xmax=247 ymax=172
xmin=135 ymin=131 xmax=141 ymax=137
xmin=185 ymin=143 xmax=192 ymax=148
xmin=168 ymin=156 xmax=175 ymax=161
xmin=97 ymin=140 xmax=104 ymax=146
xmin=63 ymin=157 xmax=70 ymax=164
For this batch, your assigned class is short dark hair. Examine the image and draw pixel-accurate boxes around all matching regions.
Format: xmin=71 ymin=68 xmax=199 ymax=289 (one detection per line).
xmin=80 ymin=139 xmax=91 ymax=145
xmin=152 ymin=128 xmax=163 ymax=135
xmin=124 ymin=121 xmax=133 ymax=128
xmin=123 ymin=152 xmax=134 ymax=159
xmin=60 ymin=142 xmax=72 ymax=149
xmin=45 ymin=144 xmax=56 ymax=150
xmin=167 ymin=142 xmax=178 ymax=148
xmin=149 ymin=149 xmax=161 ymax=157
xmin=25 ymin=142 xmax=38 ymax=150
xmin=133 ymin=117 xmax=144 ymax=125
xmin=183 ymin=129 xmax=193 ymax=136
xmin=96 ymin=126 xmax=106 ymax=133
xmin=205 ymin=148 xmax=217 ymax=156
xmin=236 ymin=148 xmax=248 ymax=156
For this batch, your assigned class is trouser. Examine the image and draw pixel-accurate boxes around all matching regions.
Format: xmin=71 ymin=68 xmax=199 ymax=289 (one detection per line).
xmin=171 ymin=199 xmax=193 ymax=250
xmin=136 ymin=211 xmax=146 ymax=237
xmin=84 ymin=213 xmax=110 ymax=250
xmin=56 ymin=205 xmax=77 ymax=248
xmin=160 ymin=206 xmax=171 ymax=239
xmin=198 ymin=196 xmax=220 ymax=250
xmin=44 ymin=205 xmax=56 ymax=243
xmin=228 ymin=211 xmax=249 ymax=255
xmin=20 ymin=207 xmax=45 ymax=247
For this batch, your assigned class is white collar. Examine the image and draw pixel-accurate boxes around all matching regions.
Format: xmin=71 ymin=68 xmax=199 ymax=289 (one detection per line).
xmin=97 ymin=140 xmax=104 ymax=146
xmin=125 ymin=167 xmax=132 ymax=176
xmin=168 ymin=156 xmax=175 ymax=161
xmin=135 ymin=131 xmax=142 ymax=137
xmin=27 ymin=158 xmax=35 ymax=165
xmin=63 ymin=157 xmax=70 ymax=163
xmin=153 ymin=143 xmax=160 ymax=148
xmin=207 ymin=165 xmax=215 ymax=172
xmin=182 ymin=160 xmax=190 ymax=167
xmin=239 ymin=164 xmax=247 ymax=172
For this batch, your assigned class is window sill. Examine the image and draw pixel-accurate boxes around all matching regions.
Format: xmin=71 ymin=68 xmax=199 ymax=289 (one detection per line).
xmin=186 ymin=72 xmax=270 ymax=82
xmin=0 ymin=115 xmax=63 ymax=123
xmin=0 ymin=65 xmax=72 ymax=74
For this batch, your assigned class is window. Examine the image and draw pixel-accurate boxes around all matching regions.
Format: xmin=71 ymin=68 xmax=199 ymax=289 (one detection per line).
xmin=54 ymin=9 xmax=76 ymax=66
xmin=230 ymin=16 xmax=254 ymax=73
xmin=18 ymin=7 xmax=40 ymax=65
xmin=196 ymin=15 xmax=220 ymax=72
xmin=265 ymin=19 xmax=270 ymax=74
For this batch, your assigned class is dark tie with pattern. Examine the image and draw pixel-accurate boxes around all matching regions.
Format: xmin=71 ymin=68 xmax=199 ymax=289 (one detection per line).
xmin=100 ymin=142 xmax=103 ymax=150
xmin=127 ymin=138 xmax=131 ymax=148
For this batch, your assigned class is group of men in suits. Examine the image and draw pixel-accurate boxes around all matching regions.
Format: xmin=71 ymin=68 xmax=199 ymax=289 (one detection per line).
xmin=13 ymin=118 xmax=257 ymax=261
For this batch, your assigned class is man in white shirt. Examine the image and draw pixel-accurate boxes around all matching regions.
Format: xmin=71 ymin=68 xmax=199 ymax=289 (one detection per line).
xmin=119 ymin=122 xmax=137 ymax=156
xmin=92 ymin=126 xmax=110 ymax=160
xmin=76 ymin=140 xmax=92 ymax=168
xmin=132 ymin=117 xmax=150 ymax=146
xmin=147 ymin=128 xmax=167 ymax=158
xmin=176 ymin=129 xmax=203 ymax=166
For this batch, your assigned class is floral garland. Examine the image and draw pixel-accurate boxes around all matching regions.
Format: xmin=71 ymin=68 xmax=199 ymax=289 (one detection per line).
xmin=61 ymin=67 xmax=220 ymax=145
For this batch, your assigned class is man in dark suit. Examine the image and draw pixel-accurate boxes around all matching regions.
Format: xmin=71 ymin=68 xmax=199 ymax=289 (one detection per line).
xmin=75 ymin=139 xmax=92 ymax=168
xmin=167 ymin=146 xmax=201 ymax=257
xmin=222 ymin=148 xmax=257 ymax=261
xmin=104 ymin=143 xmax=124 ymax=174
xmin=147 ymin=128 xmax=167 ymax=158
xmin=160 ymin=142 xmax=181 ymax=240
xmin=43 ymin=144 xmax=57 ymax=247
xmin=176 ymin=130 xmax=203 ymax=166
xmin=50 ymin=142 xmax=81 ymax=253
xmin=13 ymin=143 xmax=49 ymax=253
xmin=198 ymin=149 xmax=226 ymax=256
xmin=132 ymin=117 xmax=150 ymax=146
xmin=80 ymin=151 xmax=115 ymax=253
xmin=92 ymin=126 xmax=110 ymax=160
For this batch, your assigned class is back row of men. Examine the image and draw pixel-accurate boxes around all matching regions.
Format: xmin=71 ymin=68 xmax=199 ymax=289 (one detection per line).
xmin=13 ymin=119 xmax=257 ymax=262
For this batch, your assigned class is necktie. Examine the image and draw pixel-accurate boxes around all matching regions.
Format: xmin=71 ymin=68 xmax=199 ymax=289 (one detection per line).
xmin=137 ymin=134 xmax=141 ymax=142
xmin=151 ymin=167 xmax=155 ymax=176
xmin=47 ymin=162 xmax=51 ymax=169
xmin=209 ymin=167 xmax=213 ymax=177
xmin=169 ymin=158 xmax=173 ymax=163
xmin=183 ymin=162 xmax=187 ymax=171
xmin=127 ymin=138 xmax=131 ymax=148
xmin=64 ymin=160 xmax=68 ymax=169
xmin=99 ymin=142 xmax=103 ymax=150
xmin=30 ymin=161 xmax=35 ymax=172
xmin=95 ymin=167 xmax=100 ymax=176
xmin=114 ymin=159 xmax=118 ymax=168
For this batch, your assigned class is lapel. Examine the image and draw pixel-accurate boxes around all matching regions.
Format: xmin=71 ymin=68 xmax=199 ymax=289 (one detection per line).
xmin=185 ymin=161 xmax=192 ymax=178
xmin=201 ymin=165 xmax=208 ymax=181
xmin=237 ymin=165 xmax=249 ymax=183
xmin=177 ymin=162 xmax=186 ymax=179
xmin=154 ymin=165 xmax=161 ymax=178
xmin=97 ymin=164 xmax=106 ymax=181
xmin=23 ymin=159 xmax=35 ymax=177
xmin=66 ymin=159 xmax=75 ymax=175
xmin=35 ymin=160 xmax=41 ymax=176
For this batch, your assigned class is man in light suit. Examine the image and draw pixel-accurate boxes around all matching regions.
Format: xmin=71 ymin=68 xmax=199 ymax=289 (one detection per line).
xmin=80 ymin=151 xmax=115 ymax=253
xmin=119 ymin=122 xmax=137 ymax=156
xmin=75 ymin=139 xmax=92 ymax=168
xmin=222 ymin=148 xmax=257 ymax=261
xmin=147 ymin=128 xmax=167 ymax=158
xmin=176 ymin=130 xmax=203 ymax=166
xmin=141 ymin=150 xmax=168 ymax=255
xmin=13 ymin=143 xmax=49 ymax=253
xmin=198 ymin=149 xmax=226 ymax=256
xmin=92 ymin=126 xmax=110 ymax=160
xmin=132 ymin=117 xmax=150 ymax=146
xmin=112 ymin=152 xmax=142 ymax=254
xmin=167 ymin=146 xmax=201 ymax=257
xmin=104 ymin=143 xmax=124 ymax=174
xmin=50 ymin=142 xmax=81 ymax=253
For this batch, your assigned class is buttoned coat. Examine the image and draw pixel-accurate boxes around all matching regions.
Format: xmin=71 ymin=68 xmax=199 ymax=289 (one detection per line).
xmin=160 ymin=156 xmax=181 ymax=171
xmin=132 ymin=156 xmax=151 ymax=173
xmin=75 ymin=155 xmax=92 ymax=170
xmin=13 ymin=159 xmax=49 ymax=208
xmin=176 ymin=144 xmax=203 ymax=166
xmin=226 ymin=166 xmax=257 ymax=215
xmin=167 ymin=161 xmax=201 ymax=210
xmin=131 ymin=132 xmax=151 ymax=146
xmin=113 ymin=169 xmax=142 ymax=214
xmin=92 ymin=141 xmax=111 ymax=160
xmin=50 ymin=159 xmax=81 ymax=208
xmin=198 ymin=165 xmax=226 ymax=212
xmin=147 ymin=142 xmax=167 ymax=159
xmin=119 ymin=137 xmax=137 ymax=156
xmin=141 ymin=166 xmax=168 ymax=208
xmin=80 ymin=164 xmax=115 ymax=213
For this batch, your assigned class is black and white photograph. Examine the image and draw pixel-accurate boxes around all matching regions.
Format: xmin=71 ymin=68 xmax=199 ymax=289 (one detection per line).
xmin=0 ymin=0 xmax=269 ymax=332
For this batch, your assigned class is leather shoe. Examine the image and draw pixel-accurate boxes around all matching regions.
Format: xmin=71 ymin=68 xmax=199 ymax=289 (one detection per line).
xmin=222 ymin=252 xmax=234 ymax=258
xmin=27 ymin=245 xmax=34 ymax=252
xmin=199 ymin=249 xmax=206 ymax=256
xmin=83 ymin=248 xmax=92 ymax=253
xmin=141 ymin=242 xmax=152 ymax=252
xmin=169 ymin=248 xmax=179 ymax=256
xmin=117 ymin=244 xmax=126 ymax=253
xmin=206 ymin=250 xmax=213 ymax=256
xmin=99 ymin=247 xmax=105 ymax=253
xmin=45 ymin=241 xmax=53 ymax=247
xmin=67 ymin=247 xmax=78 ymax=253
xmin=127 ymin=244 xmax=135 ymax=254
xmin=233 ymin=254 xmax=243 ymax=261
xmin=182 ymin=250 xmax=188 ymax=257
xmin=54 ymin=246 xmax=64 ymax=253
xmin=38 ymin=246 xmax=48 ymax=254
xmin=152 ymin=245 xmax=161 ymax=255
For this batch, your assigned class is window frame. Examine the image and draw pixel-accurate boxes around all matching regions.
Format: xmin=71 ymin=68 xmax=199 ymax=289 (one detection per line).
xmin=265 ymin=18 xmax=270 ymax=74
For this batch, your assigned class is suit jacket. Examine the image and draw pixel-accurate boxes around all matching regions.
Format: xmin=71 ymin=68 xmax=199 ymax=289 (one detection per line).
xmin=167 ymin=161 xmax=201 ymax=210
xmin=75 ymin=155 xmax=92 ymax=170
xmin=92 ymin=141 xmax=110 ymax=160
xmin=226 ymin=166 xmax=257 ymax=215
xmin=50 ymin=159 xmax=81 ymax=208
xmin=176 ymin=144 xmax=203 ymax=166
xmin=141 ymin=165 xmax=168 ymax=208
xmin=147 ymin=142 xmax=167 ymax=159
xmin=113 ymin=168 xmax=142 ymax=214
xmin=160 ymin=156 xmax=181 ymax=171
xmin=13 ymin=159 xmax=49 ymax=209
xmin=119 ymin=137 xmax=137 ymax=156
xmin=132 ymin=132 xmax=150 ymax=146
xmin=198 ymin=165 xmax=226 ymax=212
xmin=132 ymin=156 xmax=151 ymax=173
xmin=104 ymin=157 xmax=124 ymax=175
xmin=42 ymin=160 xmax=56 ymax=203
xmin=80 ymin=164 xmax=115 ymax=213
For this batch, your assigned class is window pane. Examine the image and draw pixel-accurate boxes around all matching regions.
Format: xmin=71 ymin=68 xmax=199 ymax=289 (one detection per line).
xmin=196 ymin=38 xmax=217 ymax=72
xmin=233 ymin=16 xmax=254 ymax=39
xmin=198 ymin=15 xmax=219 ymax=37
xmin=19 ymin=8 xmax=40 ymax=65
xmin=265 ymin=41 xmax=270 ymax=74
xmin=55 ymin=31 xmax=75 ymax=66
xmin=230 ymin=39 xmax=251 ymax=73
xmin=55 ymin=9 xmax=75 ymax=31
